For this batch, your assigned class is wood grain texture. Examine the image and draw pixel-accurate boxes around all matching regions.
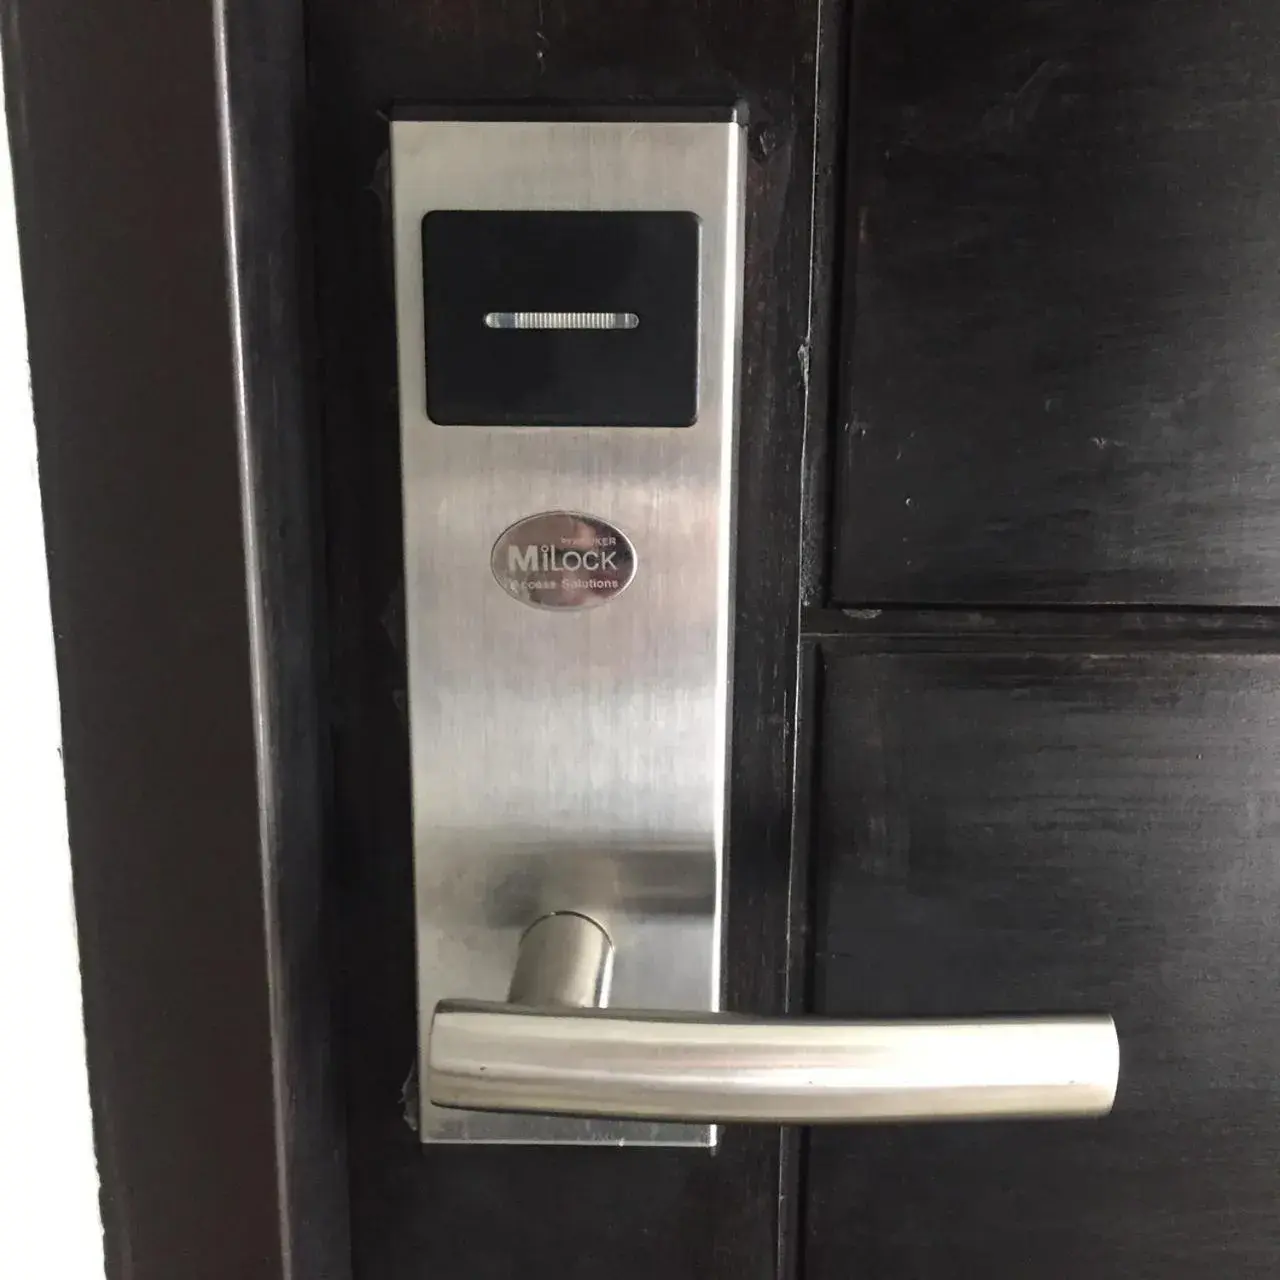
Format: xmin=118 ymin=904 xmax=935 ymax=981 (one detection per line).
xmin=2 ymin=1 xmax=286 ymax=1276
xmin=303 ymin=1 xmax=837 ymax=1276
xmin=807 ymin=649 xmax=1280 ymax=1278
xmin=831 ymin=0 xmax=1280 ymax=605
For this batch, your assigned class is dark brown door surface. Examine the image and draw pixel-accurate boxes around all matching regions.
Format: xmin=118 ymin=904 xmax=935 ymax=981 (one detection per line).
xmin=803 ymin=3 xmax=1280 ymax=1275
xmin=12 ymin=0 xmax=1280 ymax=1277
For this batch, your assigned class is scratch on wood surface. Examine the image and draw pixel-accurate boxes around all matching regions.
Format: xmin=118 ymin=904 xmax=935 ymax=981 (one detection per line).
xmin=979 ymin=59 xmax=1069 ymax=144
xmin=535 ymin=0 xmax=548 ymax=72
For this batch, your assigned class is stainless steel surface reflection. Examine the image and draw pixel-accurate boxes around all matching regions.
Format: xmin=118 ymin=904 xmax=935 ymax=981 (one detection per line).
xmin=429 ymin=912 xmax=1120 ymax=1124
xmin=392 ymin=115 xmax=745 ymax=1145
xmin=429 ymin=1004 xmax=1120 ymax=1124
xmin=507 ymin=913 xmax=614 ymax=1009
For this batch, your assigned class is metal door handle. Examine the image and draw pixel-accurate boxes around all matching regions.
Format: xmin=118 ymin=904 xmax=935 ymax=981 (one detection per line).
xmin=428 ymin=913 xmax=1120 ymax=1124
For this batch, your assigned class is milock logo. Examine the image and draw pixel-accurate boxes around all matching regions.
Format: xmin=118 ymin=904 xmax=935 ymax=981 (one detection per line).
xmin=506 ymin=544 xmax=621 ymax=574
xmin=491 ymin=511 xmax=637 ymax=611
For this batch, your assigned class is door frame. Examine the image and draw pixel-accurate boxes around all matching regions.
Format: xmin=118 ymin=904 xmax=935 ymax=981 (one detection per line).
xmin=3 ymin=1 xmax=348 ymax=1276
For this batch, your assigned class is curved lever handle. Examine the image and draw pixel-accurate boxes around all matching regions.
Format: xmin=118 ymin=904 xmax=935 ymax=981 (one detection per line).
xmin=428 ymin=913 xmax=1120 ymax=1125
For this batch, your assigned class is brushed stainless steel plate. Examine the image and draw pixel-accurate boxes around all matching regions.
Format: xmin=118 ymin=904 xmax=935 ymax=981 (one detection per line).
xmin=391 ymin=113 xmax=744 ymax=1145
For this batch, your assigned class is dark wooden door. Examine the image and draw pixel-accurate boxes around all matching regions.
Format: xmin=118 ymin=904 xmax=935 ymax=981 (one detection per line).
xmin=14 ymin=0 xmax=1280 ymax=1276
xmin=310 ymin=0 xmax=1280 ymax=1275
xmin=802 ymin=2 xmax=1280 ymax=1275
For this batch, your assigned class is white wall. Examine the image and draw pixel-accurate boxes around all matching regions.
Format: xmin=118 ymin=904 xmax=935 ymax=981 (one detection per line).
xmin=0 ymin=80 xmax=106 ymax=1280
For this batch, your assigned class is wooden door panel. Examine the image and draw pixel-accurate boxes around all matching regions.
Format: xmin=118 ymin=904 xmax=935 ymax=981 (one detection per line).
xmin=831 ymin=0 xmax=1280 ymax=605
xmin=806 ymin=649 xmax=1280 ymax=1277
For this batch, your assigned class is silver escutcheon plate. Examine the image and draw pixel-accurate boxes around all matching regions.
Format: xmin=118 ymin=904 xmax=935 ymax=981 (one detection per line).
xmin=392 ymin=115 xmax=744 ymax=1146
xmin=491 ymin=511 xmax=637 ymax=611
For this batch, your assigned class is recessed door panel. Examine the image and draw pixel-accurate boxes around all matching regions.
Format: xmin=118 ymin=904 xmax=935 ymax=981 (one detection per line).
xmin=832 ymin=0 xmax=1280 ymax=605
xmin=808 ymin=650 xmax=1280 ymax=1278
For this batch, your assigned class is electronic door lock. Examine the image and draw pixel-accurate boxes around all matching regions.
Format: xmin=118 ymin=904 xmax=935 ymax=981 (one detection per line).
xmin=391 ymin=108 xmax=1119 ymax=1147
xmin=393 ymin=108 xmax=744 ymax=1146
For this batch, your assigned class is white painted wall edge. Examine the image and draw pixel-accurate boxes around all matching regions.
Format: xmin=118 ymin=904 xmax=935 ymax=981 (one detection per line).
xmin=0 ymin=59 xmax=107 ymax=1280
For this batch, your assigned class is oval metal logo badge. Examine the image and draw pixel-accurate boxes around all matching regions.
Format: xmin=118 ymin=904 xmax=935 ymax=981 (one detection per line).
xmin=491 ymin=511 xmax=637 ymax=611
